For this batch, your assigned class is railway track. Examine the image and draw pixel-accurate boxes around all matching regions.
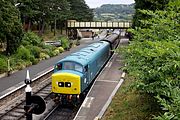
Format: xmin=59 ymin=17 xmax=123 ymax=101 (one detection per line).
xmin=44 ymin=105 xmax=79 ymax=120
xmin=0 ymin=68 xmax=53 ymax=120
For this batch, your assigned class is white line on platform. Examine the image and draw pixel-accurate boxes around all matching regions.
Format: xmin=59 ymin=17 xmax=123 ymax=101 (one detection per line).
xmin=108 ymin=62 xmax=112 ymax=67
xmin=97 ymin=80 xmax=118 ymax=83
xmin=82 ymin=97 xmax=94 ymax=108
xmin=105 ymin=61 xmax=112 ymax=68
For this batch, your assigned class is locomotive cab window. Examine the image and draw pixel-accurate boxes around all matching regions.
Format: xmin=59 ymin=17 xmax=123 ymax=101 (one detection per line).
xmin=63 ymin=62 xmax=83 ymax=72
xmin=56 ymin=63 xmax=62 ymax=70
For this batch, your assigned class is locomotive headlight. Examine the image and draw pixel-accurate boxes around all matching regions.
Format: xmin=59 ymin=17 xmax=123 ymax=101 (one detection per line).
xmin=58 ymin=82 xmax=64 ymax=87
xmin=65 ymin=82 xmax=71 ymax=87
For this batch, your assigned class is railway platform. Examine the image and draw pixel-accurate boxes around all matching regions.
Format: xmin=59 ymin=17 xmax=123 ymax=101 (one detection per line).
xmin=74 ymin=38 xmax=129 ymax=120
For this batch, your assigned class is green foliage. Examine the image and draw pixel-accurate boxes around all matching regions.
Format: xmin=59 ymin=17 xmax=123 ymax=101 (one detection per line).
xmin=40 ymin=53 xmax=50 ymax=60
xmin=94 ymin=4 xmax=135 ymax=21
xmin=0 ymin=0 xmax=23 ymax=54
xmin=22 ymin=32 xmax=42 ymax=46
xmin=133 ymin=0 xmax=170 ymax=27
xmin=121 ymin=0 xmax=180 ymax=119
xmin=60 ymin=36 xmax=69 ymax=49
xmin=57 ymin=47 xmax=64 ymax=53
xmin=41 ymin=45 xmax=56 ymax=57
xmin=53 ymin=49 xmax=59 ymax=56
xmin=26 ymin=45 xmax=41 ymax=58
xmin=16 ymin=46 xmax=32 ymax=60
xmin=67 ymin=0 xmax=93 ymax=21
xmin=0 ymin=56 xmax=7 ymax=73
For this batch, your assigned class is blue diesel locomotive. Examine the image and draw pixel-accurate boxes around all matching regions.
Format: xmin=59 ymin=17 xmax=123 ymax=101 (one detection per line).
xmin=51 ymin=30 xmax=120 ymax=104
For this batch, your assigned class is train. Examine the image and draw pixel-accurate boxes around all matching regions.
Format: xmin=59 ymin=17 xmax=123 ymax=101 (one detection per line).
xmin=51 ymin=29 xmax=120 ymax=104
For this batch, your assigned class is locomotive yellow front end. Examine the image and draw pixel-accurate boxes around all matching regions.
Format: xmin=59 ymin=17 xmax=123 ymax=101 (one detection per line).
xmin=52 ymin=72 xmax=81 ymax=95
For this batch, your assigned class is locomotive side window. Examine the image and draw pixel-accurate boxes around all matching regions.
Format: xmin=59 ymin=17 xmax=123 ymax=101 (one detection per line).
xmin=84 ymin=65 xmax=88 ymax=72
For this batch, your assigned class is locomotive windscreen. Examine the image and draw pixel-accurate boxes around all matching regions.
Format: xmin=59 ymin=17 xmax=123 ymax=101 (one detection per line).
xmin=63 ymin=62 xmax=83 ymax=72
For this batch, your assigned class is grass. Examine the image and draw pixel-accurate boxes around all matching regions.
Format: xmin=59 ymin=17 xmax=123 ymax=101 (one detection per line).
xmin=101 ymin=76 xmax=161 ymax=120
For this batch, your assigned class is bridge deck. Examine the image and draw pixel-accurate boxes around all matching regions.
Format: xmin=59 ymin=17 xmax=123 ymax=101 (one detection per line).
xmin=67 ymin=21 xmax=131 ymax=29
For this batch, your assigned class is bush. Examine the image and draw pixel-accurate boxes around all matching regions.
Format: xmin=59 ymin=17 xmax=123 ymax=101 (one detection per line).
xmin=27 ymin=45 xmax=41 ymax=58
xmin=41 ymin=45 xmax=56 ymax=57
xmin=0 ymin=57 xmax=7 ymax=73
xmin=40 ymin=53 xmax=50 ymax=60
xmin=59 ymin=36 xmax=70 ymax=50
xmin=16 ymin=46 xmax=32 ymax=60
xmin=22 ymin=32 xmax=42 ymax=46
xmin=57 ymin=47 xmax=64 ymax=53
xmin=53 ymin=49 xmax=59 ymax=56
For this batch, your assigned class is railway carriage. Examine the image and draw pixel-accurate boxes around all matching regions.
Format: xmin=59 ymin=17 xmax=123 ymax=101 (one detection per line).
xmin=52 ymin=41 xmax=111 ymax=103
xmin=101 ymin=29 xmax=120 ymax=50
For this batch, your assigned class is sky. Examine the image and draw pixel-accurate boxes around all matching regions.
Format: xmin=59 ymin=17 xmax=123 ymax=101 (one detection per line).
xmin=85 ymin=0 xmax=135 ymax=8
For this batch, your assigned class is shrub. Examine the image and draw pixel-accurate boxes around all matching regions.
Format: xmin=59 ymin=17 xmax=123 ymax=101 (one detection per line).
xmin=16 ymin=46 xmax=32 ymax=60
xmin=42 ymin=45 xmax=56 ymax=57
xmin=0 ymin=57 xmax=7 ymax=73
xmin=59 ymin=36 xmax=70 ymax=50
xmin=11 ymin=59 xmax=26 ymax=70
xmin=53 ymin=49 xmax=59 ymax=56
xmin=31 ymin=58 xmax=39 ymax=65
xmin=40 ymin=53 xmax=50 ymax=60
xmin=57 ymin=47 xmax=64 ymax=53
xmin=27 ymin=45 xmax=41 ymax=58
xmin=22 ymin=31 xmax=42 ymax=46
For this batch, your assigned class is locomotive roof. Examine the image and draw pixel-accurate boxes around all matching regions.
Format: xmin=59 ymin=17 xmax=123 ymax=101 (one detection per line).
xmin=57 ymin=41 xmax=109 ymax=66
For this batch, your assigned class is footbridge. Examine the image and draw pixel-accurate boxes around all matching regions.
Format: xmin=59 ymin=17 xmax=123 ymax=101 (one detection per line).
xmin=67 ymin=20 xmax=132 ymax=29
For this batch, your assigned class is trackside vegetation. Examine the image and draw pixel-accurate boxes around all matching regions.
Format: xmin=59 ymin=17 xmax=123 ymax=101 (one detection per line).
xmin=0 ymin=32 xmax=66 ymax=74
xmin=103 ymin=0 xmax=179 ymax=119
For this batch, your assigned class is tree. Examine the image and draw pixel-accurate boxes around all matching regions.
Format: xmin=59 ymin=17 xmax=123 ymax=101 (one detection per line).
xmin=0 ymin=0 xmax=23 ymax=54
xmin=48 ymin=0 xmax=71 ymax=35
xmin=133 ymin=0 xmax=170 ymax=27
xmin=122 ymin=0 xmax=180 ymax=119
xmin=67 ymin=0 xmax=94 ymax=21
xmin=16 ymin=0 xmax=71 ymax=34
